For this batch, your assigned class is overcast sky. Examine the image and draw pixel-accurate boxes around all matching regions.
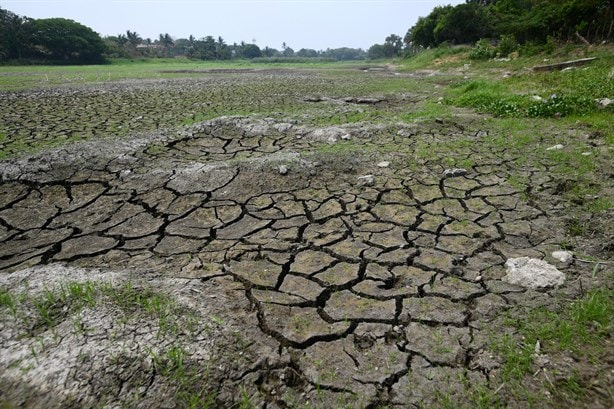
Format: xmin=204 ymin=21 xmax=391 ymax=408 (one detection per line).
xmin=2 ymin=0 xmax=465 ymax=50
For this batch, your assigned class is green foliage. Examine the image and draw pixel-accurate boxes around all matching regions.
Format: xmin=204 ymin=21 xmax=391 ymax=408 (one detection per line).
xmin=24 ymin=18 xmax=106 ymax=63
xmin=406 ymin=0 xmax=613 ymax=49
xmin=469 ymin=39 xmax=496 ymax=60
xmin=496 ymin=34 xmax=518 ymax=56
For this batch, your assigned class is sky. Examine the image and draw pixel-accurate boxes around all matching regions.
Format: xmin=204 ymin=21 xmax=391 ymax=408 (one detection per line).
xmin=2 ymin=0 xmax=466 ymax=51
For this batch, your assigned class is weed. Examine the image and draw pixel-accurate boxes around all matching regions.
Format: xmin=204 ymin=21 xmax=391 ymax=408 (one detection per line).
xmin=494 ymin=289 xmax=612 ymax=381
xmin=0 ymin=288 xmax=17 ymax=316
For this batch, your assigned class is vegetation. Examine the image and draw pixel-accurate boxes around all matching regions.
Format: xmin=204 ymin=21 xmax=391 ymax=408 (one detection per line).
xmin=405 ymin=0 xmax=613 ymax=51
xmin=0 ymin=9 xmax=105 ymax=64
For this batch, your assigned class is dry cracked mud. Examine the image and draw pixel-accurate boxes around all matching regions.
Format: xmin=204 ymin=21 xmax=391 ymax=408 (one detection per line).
xmin=0 ymin=68 xmax=612 ymax=408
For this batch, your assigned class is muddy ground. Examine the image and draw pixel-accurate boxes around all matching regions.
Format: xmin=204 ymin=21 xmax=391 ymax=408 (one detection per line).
xmin=0 ymin=68 xmax=612 ymax=408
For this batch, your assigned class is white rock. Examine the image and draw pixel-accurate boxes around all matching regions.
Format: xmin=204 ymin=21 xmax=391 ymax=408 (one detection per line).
xmin=596 ymin=97 xmax=612 ymax=107
xmin=581 ymin=152 xmax=592 ymax=156
xmin=552 ymin=250 xmax=573 ymax=264
xmin=546 ymin=144 xmax=564 ymax=151
xmin=503 ymin=257 xmax=565 ymax=289
xmin=278 ymin=165 xmax=288 ymax=175
xmin=358 ymin=175 xmax=375 ymax=186
xmin=442 ymin=168 xmax=468 ymax=178
xmin=377 ymin=161 xmax=390 ymax=168
xmin=531 ymin=95 xmax=543 ymax=101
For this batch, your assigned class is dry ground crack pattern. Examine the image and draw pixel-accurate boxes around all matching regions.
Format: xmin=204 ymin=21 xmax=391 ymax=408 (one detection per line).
xmin=0 ymin=70 xmax=609 ymax=408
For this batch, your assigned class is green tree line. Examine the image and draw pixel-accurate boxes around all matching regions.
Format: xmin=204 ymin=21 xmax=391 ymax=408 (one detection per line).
xmin=0 ymin=6 xmax=368 ymax=64
xmin=405 ymin=0 xmax=613 ymax=49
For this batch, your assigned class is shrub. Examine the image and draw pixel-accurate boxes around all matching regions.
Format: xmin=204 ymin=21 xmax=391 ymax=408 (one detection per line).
xmin=469 ymin=39 xmax=496 ymax=60
xmin=497 ymin=34 xmax=518 ymax=57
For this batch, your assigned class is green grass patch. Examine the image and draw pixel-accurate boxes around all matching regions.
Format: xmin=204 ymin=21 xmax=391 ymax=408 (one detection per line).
xmin=0 ymin=280 xmax=198 ymax=337
xmin=495 ymin=289 xmax=613 ymax=381
xmin=447 ymin=56 xmax=613 ymax=119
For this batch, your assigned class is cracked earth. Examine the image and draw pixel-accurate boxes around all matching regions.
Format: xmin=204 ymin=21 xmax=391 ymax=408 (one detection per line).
xmin=0 ymin=68 xmax=612 ymax=408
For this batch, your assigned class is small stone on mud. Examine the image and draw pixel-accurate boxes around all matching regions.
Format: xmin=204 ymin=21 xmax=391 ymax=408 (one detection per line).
xmin=503 ymin=257 xmax=565 ymax=289
xmin=278 ymin=165 xmax=288 ymax=175
xmin=442 ymin=168 xmax=468 ymax=178
xmin=358 ymin=175 xmax=375 ymax=186
xmin=377 ymin=161 xmax=390 ymax=168
xmin=546 ymin=144 xmax=564 ymax=151
xmin=551 ymin=250 xmax=573 ymax=265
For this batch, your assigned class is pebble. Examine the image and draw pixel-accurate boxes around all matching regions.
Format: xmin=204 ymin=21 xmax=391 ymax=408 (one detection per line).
xmin=442 ymin=168 xmax=468 ymax=178
xmin=358 ymin=175 xmax=375 ymax=186
xmin=546 ymin=144 xmax=564 ymax=151
xmin=278 ymin=165 xmax=288 ymax=175
xmin=377 ymin=161 xmax=390 ymax=168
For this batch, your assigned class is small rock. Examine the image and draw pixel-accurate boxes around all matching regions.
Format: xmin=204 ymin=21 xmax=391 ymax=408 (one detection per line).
xmin=581 ymin=152 xmax=592 ymax=156
xmin=442 ymin=168 xmax=468 ymax=178
xmin=340 ymin=133 xmax=351 ymax=140
xmin=503 ymin=257 xmax=565 ymax=289
xmin=551 ymin=250 xmax=573 ymax=265
xmin=546 ymin=144 xmax=564 ymax=151
xmin=358 ymin=175 xmax=375 ymax=186
xmin=531 ymin=95 xmax=543 ymax=101
xmin=595 ymin=97 xmax=613 ymax=107
xmin=278 ymin=165 xmax=288 ymax=175
xmin=377 ymin=161 xmax=390 ymax=168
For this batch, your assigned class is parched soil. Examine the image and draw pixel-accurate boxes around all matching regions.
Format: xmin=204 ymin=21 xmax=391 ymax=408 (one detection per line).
xmin=0 ymin=68 xmax=612 ymax=408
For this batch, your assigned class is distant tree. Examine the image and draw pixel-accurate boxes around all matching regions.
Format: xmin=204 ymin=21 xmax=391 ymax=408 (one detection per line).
xmin=158 ymin=33 xmax=173 ymax=56
xmin=283 ymin=46 xmax=295 ymax=57
xmin=408 ymin=5 xmax=452 ymax=48
xmin=103 ymin=35 xmax=129 ymax=58
xmin=296 ymin=48 xmax=319 ymax=58
xmin=216 ymin=36 xmax=231 ymax=59
xmin=0 ymin=7 xmax=28 ymax=60
xmin=126 ymin=30 xmax=142 ymax=47
xmin=116 ymin=33 xmax=128 ymax=47
xmin=322 ymin=47 xmax=366 ymax=60
xmin=241 ymin=43 xmax=261 ymax=59
xmin=262 ymin=46 xmax=280 ymax=57
xmin=383 ymin=34 xmax=404 ymax=57
xmin=24 ymin=18 xmax=105 ymax=63
xmin=367 ymin=43 xmax=386 ymax=59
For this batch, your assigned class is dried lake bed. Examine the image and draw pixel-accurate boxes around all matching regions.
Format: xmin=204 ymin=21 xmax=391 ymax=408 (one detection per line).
xmin=0 ymin=65 xmax=612 ymax=408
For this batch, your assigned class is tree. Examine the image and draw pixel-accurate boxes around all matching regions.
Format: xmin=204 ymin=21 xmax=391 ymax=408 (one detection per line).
xmin=24 ymin=17 xmax=105 ymax=63
xmin=126 ymin=30 xmax=142 ymax=47
xmin=433 ymin=2 xmax=492 ymax=44
xmin=297 ymin=48 xmax=319 ymax=58
xmin=367 ymin=44 xmax=386 ymax=59
xmin=283 ymin=46 xmax=295 ymax=57
xmin=241 ymin=43 xmax=261 ymax=59
xmin=262 ymin=46 xmax=280 ymax=57
xmin=158 ymin=33 xmax=173 ymax=56
xmin=383 ymin=34 xmax=403 ymax=57
xmin=408 ymin=5 xmax=452 ymax=48
xmin=0 ymin=7 xmax=27 ymax=61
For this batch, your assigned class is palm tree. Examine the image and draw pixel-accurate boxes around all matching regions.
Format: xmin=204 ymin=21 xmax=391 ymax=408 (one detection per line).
xmin=126 ymin=30 xmax=142 ymax=47
xmin=158 ymin=33 xmax=173 ymax=56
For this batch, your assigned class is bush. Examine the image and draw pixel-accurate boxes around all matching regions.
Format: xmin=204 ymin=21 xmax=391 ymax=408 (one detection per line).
xmin=497 ymin=34 xmax=518 ymax=57
xmin=469 ymin=39 xmax=496 ymax=60
xmin=518 ymin=41 xmax=541 ymax=57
